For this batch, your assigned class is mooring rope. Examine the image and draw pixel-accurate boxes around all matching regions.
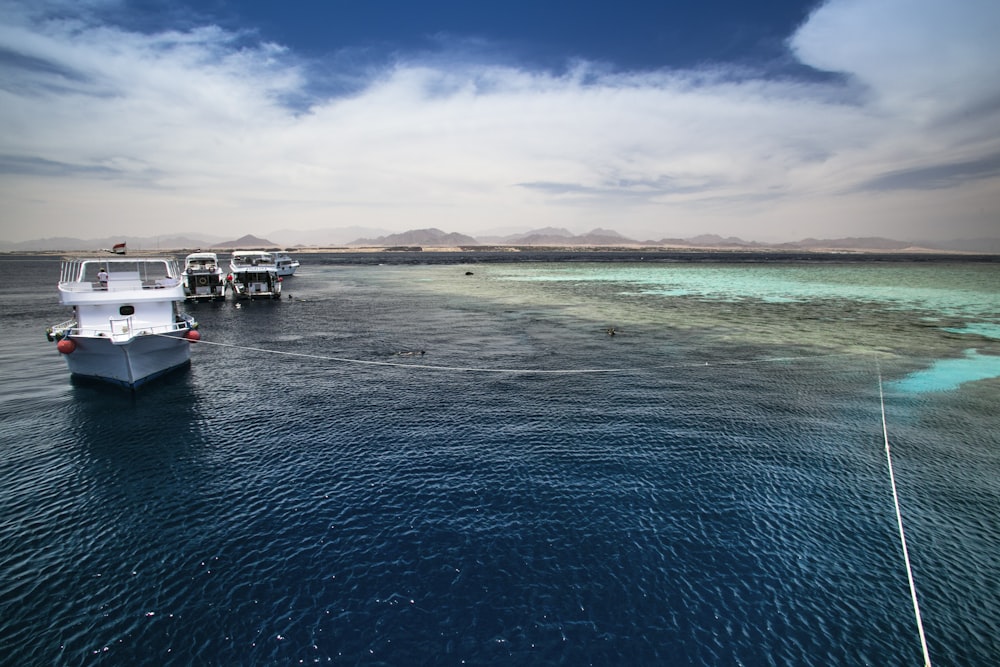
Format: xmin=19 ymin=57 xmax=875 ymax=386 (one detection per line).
xmin=175 ymin=331 xmax=932 ymax=660
xmin=179 ymin=336 xmax=631 ymax=373
xmin=877 ymin=358 xmax=933 ymax=667
xmin=179 ymin=333 xmax=861 ymax=374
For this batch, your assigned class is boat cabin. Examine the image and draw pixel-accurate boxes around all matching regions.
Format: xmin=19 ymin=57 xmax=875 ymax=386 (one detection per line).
xmin=184 ymin=253 xmax=220 ymax=272
xmin=57 ymin=258 xmax=187 ymax=338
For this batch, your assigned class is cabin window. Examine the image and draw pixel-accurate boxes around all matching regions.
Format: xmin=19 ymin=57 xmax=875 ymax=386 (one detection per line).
xmin=119 ymin=305 xmax=135 ymax=316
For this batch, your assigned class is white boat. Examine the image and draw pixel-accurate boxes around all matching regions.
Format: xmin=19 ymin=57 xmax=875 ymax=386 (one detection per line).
xmin=274 ymin=252 xmax=300 ymax=276
xmin=46 ymin=257 xmax=200 ymax=389
xmin=182 ymin=252 xmax=226 ymax=301
xmin=227 ymin=250 xmax=282 ymax=299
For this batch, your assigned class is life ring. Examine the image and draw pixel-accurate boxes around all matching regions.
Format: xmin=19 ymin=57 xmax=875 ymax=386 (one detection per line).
xmin=197 ymin=276 xmax=208 ymax=286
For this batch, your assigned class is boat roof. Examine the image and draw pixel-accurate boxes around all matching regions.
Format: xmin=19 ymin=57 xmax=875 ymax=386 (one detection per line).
xmin=185 ymin=252 xmax=218 ymax=260
xmin=69 ymin=257 xmax=177 ymax=268
xmin=58 ymin=257 xmax=184 ymax=298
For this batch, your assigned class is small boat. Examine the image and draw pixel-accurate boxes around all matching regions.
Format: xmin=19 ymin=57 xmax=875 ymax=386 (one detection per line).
xmin=227 ymin=250 xmax=282 ymax=300
xmin=46 ymin=257 xmax=200 ymax=389
xmin=182 ymin=252 xmax=226 ymax=301
xmin=274 ymin=252 xmax=300 ymax=276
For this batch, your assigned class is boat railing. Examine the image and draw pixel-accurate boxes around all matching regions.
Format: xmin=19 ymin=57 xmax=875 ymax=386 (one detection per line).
xmin=50 ymin=319 xmax=78 ymax=336
xmin=59 ymin=276 xmax=183 ymax=292
xmin=108 ymin=317 xmax=134 ymax=343
xmin=56 ymin=318 xmax=191 ymax=340
xmin=58 ymin=259 xmax=183 ymax=292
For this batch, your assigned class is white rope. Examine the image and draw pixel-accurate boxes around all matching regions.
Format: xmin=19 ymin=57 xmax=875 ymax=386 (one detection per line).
xmin=180 ymin=332 xmax=933 ymax=660
xmin=877 ymin=358 xmax=932 ymax=667
xmin=181 ymin=334 xmax=860 ymax=374
xmin=182 ymin=336 xmax=628 ymax=373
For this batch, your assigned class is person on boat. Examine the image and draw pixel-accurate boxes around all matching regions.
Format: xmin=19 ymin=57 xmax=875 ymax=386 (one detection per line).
xmin=97 ymin=268 xmax=108 ymax=287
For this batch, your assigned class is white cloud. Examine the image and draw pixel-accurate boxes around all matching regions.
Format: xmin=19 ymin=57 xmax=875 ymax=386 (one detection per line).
xmin=793 ymin=0 xmax=1000 ymax=104
xmin=791 ymin=0 xmax=1000 ymax=166
xmin=1 ymin=0 xmax=999 ymax=243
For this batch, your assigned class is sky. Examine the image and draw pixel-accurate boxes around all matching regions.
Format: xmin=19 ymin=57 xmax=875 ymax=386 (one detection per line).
xmin=1 ymin=0 xmax=999 ymax=244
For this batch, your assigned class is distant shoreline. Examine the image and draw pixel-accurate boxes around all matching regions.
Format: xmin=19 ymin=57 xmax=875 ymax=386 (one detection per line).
xmin=4 ymin=245 xmax=997 ymax=261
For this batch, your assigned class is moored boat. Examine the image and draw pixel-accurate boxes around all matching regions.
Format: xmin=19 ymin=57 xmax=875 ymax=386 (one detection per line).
xmin=227 ymin=250 xmax=282 ymax=299
xmin=47 ymin=257 xmax=200 ymax=389
xmin=182 ymin=252 xmax=226 ymax=301
xmin=274 ymin=252 xmax=300 ymax=276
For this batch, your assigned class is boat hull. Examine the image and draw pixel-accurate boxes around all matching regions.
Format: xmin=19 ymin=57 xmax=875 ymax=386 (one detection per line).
xmin=184 ymin=272 xmax=226 ymax=301
xmin=183 ymin=253 xmax=226 ymax=301
xmin=228 ymin=270 xmax=282 ymax=299
xmin=61 ymin=332 xmax=192 ymax=389
xmin=275 ymin=253 xmax=299 ymax=276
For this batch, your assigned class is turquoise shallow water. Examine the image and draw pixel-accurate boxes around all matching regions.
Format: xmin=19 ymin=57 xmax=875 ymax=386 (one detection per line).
xmin=433 ymin=260 xmax=1000 ymax=392
xmin=891 ymin=349 xmax=1000 ymax=393
xmin=500 ymin=262 xmax=1000 ymax=316
xmin=1 ymin=253 xmax=998 ymax=665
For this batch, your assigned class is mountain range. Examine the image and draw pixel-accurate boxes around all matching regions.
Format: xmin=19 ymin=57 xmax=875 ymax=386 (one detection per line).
xmin=2 ymin=227 xmax=998 ymax=253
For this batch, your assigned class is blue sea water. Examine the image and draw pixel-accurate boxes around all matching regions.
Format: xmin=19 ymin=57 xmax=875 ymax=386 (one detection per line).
xmin=1 ymin=253 xmax=998 ymax=665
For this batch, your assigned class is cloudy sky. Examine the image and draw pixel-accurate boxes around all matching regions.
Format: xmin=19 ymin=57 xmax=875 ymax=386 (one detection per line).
xmin=1 ymin=0 xmax=999 ymax=244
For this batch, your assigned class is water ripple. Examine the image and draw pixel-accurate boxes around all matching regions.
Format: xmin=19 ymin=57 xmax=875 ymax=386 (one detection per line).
xmin=1 ymin=257 xmax=997 ymax=665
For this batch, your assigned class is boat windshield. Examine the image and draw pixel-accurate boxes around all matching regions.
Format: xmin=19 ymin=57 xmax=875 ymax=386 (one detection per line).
xmin=233 ymin=253 xmax=274 ymax=266
xmin=186 ymin=258 xmax=217 ymax=271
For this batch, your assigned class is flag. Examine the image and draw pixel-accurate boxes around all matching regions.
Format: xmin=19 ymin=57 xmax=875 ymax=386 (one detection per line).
xmin=112 ymin=242 xmax=126 ymax=254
